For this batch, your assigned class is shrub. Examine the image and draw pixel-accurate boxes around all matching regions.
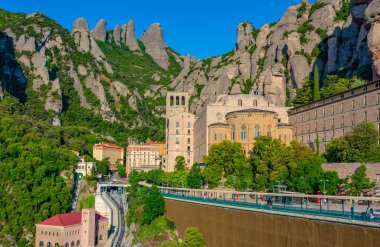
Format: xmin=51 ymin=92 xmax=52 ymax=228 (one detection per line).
xmin=184 ymin=227 xmax=205 ymax=247
xmin=315 ymin=28 xmax=328 ymax=40
xmin=309 ymin=3 xmax=327 ymax=17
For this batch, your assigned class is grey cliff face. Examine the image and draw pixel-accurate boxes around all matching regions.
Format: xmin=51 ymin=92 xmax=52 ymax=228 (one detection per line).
xmin=92 ymin=19 xmax=107 ymax=41
xmin=365 ymin=0 xmax=380 ymax=80
xmin=73 ymin=17 xmax=89 ymax=31
xmin=140 ymin=23 xmax=169 ymax=69
xmin=125 ymin=20 xmax=140 ymax=51
xmin=113 ymin=24 xmax=121 ymax=45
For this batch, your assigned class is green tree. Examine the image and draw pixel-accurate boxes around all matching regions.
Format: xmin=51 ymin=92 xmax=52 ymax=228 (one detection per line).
xmin=348 ymin=165 xmax=375 ymax=195
xmin=313 ymin=65 xmax=320 ymax=101
xmin=96 ymin=159 xmax=110 ymax=175
xmin=143 ymin=186 xmax=165 ymax=224
xmin=174 ymin=156 xmax=186 ymax=171
xmin=251 ymin=137 xmax=295 ymax=191
xmin=183 ymin=227 xmax=205 ymax=247
xmin=203 ymin=141 xmax=251 ymax=189
xmin=117 ymin=165 xmax=126 ymax=178
xmin=291 ymin=78 xmax=312 ymax=106
xmin=187 ymin=163 xmax=203 ymax=189
xmin=324 ymin=122 xmax=380 ymax=162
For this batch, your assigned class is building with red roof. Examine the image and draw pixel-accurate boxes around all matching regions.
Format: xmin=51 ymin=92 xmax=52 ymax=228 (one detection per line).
xmin=35 ymin=208 xmax=108 ymax=247
xmin=93 ymin=142 xmax=124 ymax=171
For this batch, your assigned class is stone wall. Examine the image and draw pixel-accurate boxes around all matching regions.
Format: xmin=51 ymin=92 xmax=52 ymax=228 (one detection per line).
xmin=165 ymin=199 xmax=380 ymax=247
xmin=322 ymin=163 xmax=380 ymax=182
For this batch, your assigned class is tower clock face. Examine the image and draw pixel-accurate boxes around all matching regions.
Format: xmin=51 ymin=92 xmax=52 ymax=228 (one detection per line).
xmin=216 ymin=112 xmax=223 ymax=121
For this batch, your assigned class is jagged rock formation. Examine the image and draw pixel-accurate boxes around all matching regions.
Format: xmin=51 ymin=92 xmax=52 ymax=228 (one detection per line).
xmin=124 ymin=20 xmax=140 ymax=51
xmin=172 ymin=0 xmax=379 ymax=113
xmin=1 ymin=0 xmax=380 ymax=140
xmin=113 ymin=24 xmax=121 ymax=44
xmin=365 ymin=0 xmax=380 ymax=80
xmin=140 ymin=23 xmax=169 ymax=70
xmin=92 ymin=19 xmax=107 ymax=41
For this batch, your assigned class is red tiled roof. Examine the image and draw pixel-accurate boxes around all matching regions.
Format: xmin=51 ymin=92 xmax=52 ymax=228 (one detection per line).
xmin=37 ymin=212 xmax=107 ymax=227
xmin=145 ymin=141 xmax=165 ymax=145
xmin=94 ymin=142 xmax=123 ymax=149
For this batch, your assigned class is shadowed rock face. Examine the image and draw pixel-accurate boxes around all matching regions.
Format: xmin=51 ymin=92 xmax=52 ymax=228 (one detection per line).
xmin=365 ymin=0 xmax=380 ymax=80
xmin=92 ymin=19 xmax=107 ymax=41
xmin=140 ymin=23 xmax=169 ymax=70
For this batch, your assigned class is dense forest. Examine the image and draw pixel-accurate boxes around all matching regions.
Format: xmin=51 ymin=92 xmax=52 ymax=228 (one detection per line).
xmin=0 ymin=96 xmax=103 ymax=245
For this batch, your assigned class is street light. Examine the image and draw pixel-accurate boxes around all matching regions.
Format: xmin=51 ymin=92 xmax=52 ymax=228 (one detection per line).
xmin=320 ymin=179 xmax=329 ymax=195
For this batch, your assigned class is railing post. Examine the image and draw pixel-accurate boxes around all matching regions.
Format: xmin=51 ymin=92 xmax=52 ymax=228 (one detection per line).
xmin=255 ymin=195 xmax=258 ymax=206
xmin=342 ymin=199 xmax=345 ymax=215
xmin=306 ymin=198 xmax=308 ymax=210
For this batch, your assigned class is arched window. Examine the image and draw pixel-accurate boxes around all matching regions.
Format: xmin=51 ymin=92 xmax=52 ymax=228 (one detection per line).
xmin=181 ymin=96 xmax=185 ymax=105
xmin=214 ymin=133 xmax=217 ymax=140
xmin=253 ymin=100 xmax=257 ymax=106
xmin=39 ymin=241 xmax=44 ymax=247
xmin=238 ymin=99 xmax=242 ymax=106
xmin=241 ymin=125 xmax=247 ymax=140
xmin=76 ymin=240 xmax=80 ymax=247
xmin=254 ymin=124 xmax=260 ymax=138
xmin=47 ymin=243 xmax=52 ymax=247
xmin=187 ymin=129 xmax=190 ymax=135
xmin=71 ymin=241 xmax=75 ymax=247
xmin=54 ymin=243 xmax=59 ymax=247
xmin=65 ymin=243 xmax=69 ymax=247
xmin=284 ymin=135 xmax=287 ymax=141
xmin=219 ymin=133 xmax=223 ymax=140
xmin=176 ymin=96 xmax=179 ymax=105
xmin=170 ymin=96 xmax=174 ymax=106
xmin=99 ymin=235 xmax=103 ymax=240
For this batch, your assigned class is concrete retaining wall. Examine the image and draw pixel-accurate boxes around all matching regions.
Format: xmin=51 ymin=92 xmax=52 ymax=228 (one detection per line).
xmin=165 ymin=199 xmax=380 ymax=247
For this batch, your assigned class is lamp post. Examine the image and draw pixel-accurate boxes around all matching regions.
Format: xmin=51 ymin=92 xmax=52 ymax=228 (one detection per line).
xmin=320 ymin=179 xmax=329 ymax=195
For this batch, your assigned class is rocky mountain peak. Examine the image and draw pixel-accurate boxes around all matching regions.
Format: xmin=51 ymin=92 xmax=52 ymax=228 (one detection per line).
xmin=235 ymin=22 xmax=255 ymax=52
xmin=92 ymin=18 xmax=107 ymax=41
xmin=140 ymin=23 xmax=169 ymax=69
xmin=125 ymin=20 xmax=140 ymax=51
xmin=365 ymin=0 xmax=380 ymax=80
xmin=113 ymin=24 xmax=121 ymax=45
xmin=73 ymin=17 xmax=89 ymax=31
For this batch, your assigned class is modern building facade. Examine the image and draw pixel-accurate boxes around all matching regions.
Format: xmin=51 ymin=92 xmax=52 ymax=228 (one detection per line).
xmin=194 ymin=94 xmax=291 ymax=163
xmin=35 ymin=208 xmax=108 ymax=247
xmin=289 ymin=81 xmax=380 ymax=153
xmin=93 ymin=142 xmax=124 ymax=171
xmin=165 ymin=92 xmax=195 ymax=172
xmin=126 ymin=141 xmax=165 ymax=174
xmin=208 ymin=108 xmax=292 ymax=155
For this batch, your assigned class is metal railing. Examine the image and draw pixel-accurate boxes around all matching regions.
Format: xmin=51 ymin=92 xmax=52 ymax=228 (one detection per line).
xmin=142 ymin=183 xmax=380 ymax=227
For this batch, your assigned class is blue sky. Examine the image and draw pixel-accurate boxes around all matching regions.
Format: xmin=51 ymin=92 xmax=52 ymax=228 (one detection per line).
xmin=0 ymin=0 xmax=314 ymax=58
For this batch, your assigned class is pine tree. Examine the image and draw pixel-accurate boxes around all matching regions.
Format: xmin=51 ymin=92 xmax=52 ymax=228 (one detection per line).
xmin=313 ymin=65 xmax=320 ymax=101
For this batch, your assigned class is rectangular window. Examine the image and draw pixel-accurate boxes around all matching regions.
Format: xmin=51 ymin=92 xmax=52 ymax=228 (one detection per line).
xmin=176 ymin=129 xmax=179 ymax=135
xmin=351 ymin=90 xmax=356 ymax=95
xmin=267 ymin=132 xmax=271 ymax=137
xmin=176 ymin=138 xmax=180 ymax=144
xmin=214 ymin=133 xmax=217 ymax=140
xmin=187 ymin=138 xmax=191 ymax=144
xmin=188 ymin=122 xmax=191 ymax=128
xmin=176 ymin=122 xmax=180 ymax=128
xmin=340 ymin=93 xmax=345 ymax=99
xmin=220 ymin=133 xmax=223 ymax=140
